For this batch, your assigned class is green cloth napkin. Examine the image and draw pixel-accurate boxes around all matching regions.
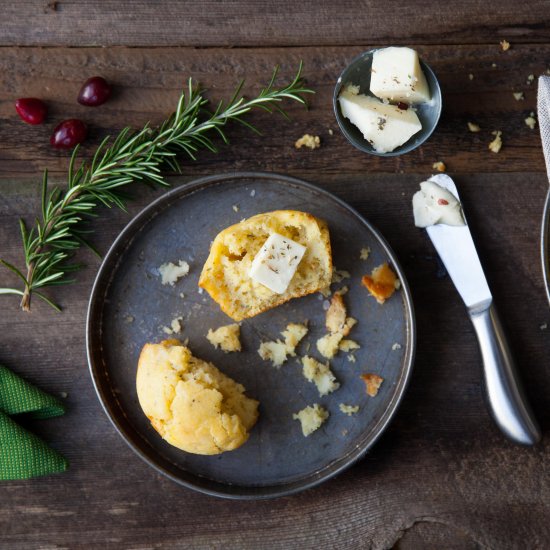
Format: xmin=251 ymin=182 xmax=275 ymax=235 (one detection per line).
xmin=0 ymin=364 xmax=68 ymax=480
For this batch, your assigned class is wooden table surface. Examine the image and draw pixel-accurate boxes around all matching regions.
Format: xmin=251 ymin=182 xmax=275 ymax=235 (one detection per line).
xmin=1 ymin=2 xmax=550 ymax=548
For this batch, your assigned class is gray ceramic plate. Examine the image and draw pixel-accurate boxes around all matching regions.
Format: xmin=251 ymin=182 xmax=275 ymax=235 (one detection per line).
xmin=87 ymin=172 xmax=415 ymax=499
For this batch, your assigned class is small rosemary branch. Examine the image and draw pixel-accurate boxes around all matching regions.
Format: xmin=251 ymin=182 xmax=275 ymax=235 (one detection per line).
xmin=0 ymin=63 xmax=313 ymax=312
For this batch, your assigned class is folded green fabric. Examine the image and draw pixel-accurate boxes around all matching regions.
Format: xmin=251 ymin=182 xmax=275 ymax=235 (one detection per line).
xmin=0 ymin=364 xmax=68 ymax=480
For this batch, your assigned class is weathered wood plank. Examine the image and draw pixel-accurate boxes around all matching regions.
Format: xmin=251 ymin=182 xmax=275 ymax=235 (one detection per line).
xmin=1 ymin=0 xmax=550 ymax=47
xmin=0 ymin=45 xmax=548 ymax=184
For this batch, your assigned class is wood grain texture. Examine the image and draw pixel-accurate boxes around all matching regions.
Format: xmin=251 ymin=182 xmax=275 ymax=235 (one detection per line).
xmin=1 ymin=20 xmax=550 ymax=550
xmin=1 ymin=0 xmax=550 ymax=47
xmin=0 ymin=45 xmax=548 ymax=183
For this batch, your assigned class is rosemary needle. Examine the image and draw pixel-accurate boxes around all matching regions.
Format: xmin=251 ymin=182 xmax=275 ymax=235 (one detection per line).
xmin=0 ymin=63 xmax=313 ymax=312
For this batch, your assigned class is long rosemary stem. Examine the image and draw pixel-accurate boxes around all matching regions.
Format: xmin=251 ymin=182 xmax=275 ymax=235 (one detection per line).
xmin=0 ymin=63 xmax=313 ymax=312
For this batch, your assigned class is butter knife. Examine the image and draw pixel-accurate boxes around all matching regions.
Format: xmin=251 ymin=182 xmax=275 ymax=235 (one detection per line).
xmin=426 ymin=174 xmax=541 ymax=445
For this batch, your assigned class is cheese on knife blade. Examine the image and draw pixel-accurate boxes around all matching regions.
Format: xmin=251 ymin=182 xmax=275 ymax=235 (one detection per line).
xmin=412 ymin=180 xmax=466 ymax=228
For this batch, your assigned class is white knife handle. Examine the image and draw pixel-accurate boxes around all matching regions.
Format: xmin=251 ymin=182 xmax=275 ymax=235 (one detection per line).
xmin=469 ymin=305 xmax=541 ymax=445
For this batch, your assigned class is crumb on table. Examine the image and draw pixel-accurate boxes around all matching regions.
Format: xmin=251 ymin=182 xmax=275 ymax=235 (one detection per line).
xmin=295 ymin=134 xmax=321 ymax=150
xmin=432 ymin=161 xmax=446 ymax=173
xmin=525 ymin=113 xmax=537 ymax=130
xmin=488 ymin=131 xmax=502 ymax=153
xmin=468 ymin=122 xmax=481 ymax=133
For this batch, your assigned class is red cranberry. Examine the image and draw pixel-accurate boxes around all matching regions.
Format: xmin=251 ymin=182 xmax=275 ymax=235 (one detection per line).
xmin=15 ymin=98 xmax=48 ymax=125
xmin=397 ymin=102 xmax=409 ymax=110
xmin=50 ymin=119 xmax=88 ymax=149
xmin=77 ymin=76 xmax=112 ymax=106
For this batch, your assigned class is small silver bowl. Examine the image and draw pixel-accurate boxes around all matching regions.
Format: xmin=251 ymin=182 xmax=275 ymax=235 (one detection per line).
xmin=333 ymin=48 xmax=442 ymax=157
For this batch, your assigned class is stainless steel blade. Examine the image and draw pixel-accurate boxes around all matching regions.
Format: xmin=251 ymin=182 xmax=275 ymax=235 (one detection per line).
xmin=425 ymin=174 xmax=491 ymax=313
xmin=423 ymin=173 xmax=540 ymax=445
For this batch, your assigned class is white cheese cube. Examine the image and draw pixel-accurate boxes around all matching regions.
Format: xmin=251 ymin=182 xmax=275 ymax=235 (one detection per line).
xmin=370 ymin=47 xmax=430 ymax=104
xmin=249 ymin=232 xmax=306 ymax=294
xmin=338 ymin=90 xmax=422 ymax=153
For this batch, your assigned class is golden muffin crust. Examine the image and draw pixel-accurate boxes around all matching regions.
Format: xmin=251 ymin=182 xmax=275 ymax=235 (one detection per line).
xmin=136 ymin=340 xmax=258 ymax=455
xmin=198 ymin=210 xmax=332 ymax=321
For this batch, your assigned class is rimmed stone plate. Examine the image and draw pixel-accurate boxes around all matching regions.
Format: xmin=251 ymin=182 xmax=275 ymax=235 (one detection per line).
xmin=86 ymin=172 xmax=415 ymax=499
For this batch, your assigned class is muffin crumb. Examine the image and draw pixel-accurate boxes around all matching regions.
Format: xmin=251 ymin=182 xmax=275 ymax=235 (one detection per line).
xmin=488 ymin=131 xmax=502 ymax=153
xmin=295 ymin=134 xmax=321 ymax=150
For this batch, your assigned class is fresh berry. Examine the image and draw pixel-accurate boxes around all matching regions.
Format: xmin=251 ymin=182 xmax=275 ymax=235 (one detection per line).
xmin=50 ymin=119 xmax=88 ymax=149
xmin=77 ymin=76 xmax=112 ymax=106
xmin=15 ymin=98 xmax=48 ymax=125
xmin=396 ymin=102 xmax=409 ymax=110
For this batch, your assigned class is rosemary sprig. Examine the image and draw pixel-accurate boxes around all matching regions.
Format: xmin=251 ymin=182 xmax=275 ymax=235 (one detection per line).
xmin=0 ymin=63 xmax=313 ymax=312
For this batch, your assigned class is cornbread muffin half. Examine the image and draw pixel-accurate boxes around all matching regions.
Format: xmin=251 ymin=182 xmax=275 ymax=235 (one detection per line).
xmin=199 ymin=210 xmax=332 ymax=321
xmin=136 ymin=339 xmax=258 ymax=455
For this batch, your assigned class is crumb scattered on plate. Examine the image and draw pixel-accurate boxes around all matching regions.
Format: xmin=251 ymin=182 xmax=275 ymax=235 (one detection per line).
xmin=467 ymin=122 xmax=481 ymax=133
xmin=159 ymin=260 xmax=190 ymax=286
xmin=232 ymin=205 xmax=239 ymax=212
xmin=207 ymin=323 xmax=241 ymax=352
xmin=360 ymin=247 xmax=371 ymax=260
xmin=362 ymin=263 xmax=400 ymax=304
xmin=293 ymin=404 xmax=329 ymax=436
xmin=319 ymin=286 xmax=332 ymax=298
xmin=492 ymin=62 xmax=497 ymax=68
xmin=347 ymin=354 xmax=356 ymax=363
xmin=526 ymin=74 xmax=535 ymax=85
xmin=432 ymin=161 xmax=446 ymax=173
xmin=258 ymin=322 xmax=308 ymax=367
xmin=317 ymin=332 xmax=345 ymax=359
xmin=328 ymin=128 xmax=334 ymax=136
xmin=525 ymin=113 xmax=537 ymax=130
xmin=513 ymin=92 xmax=524 ymax=101
xmin=361 ymin=373 xmax=384 ymax=397
xmin=339 ymin=339 xmax=360 ymax=352
xmin=318 ymin=294 xmax=358 ymax=359
xmin=326 ymin=293 xmax=347 ymax=334
xmin=332 ymin=269 xmax=351 ymax=283
xmin=295 ymin=134 xmax=321 ymax=150
xmin=468 ymin=73 xmax=474 ymax=80
xmin=339 ymin=404 xmax=359 ymax=416
xmin=124 ymin=315 xmax=134 ymax=324
xmin=302 ymin=356 xmax=340 ymax=396
xmin=540 ymin=323 xmax=547 ymax=330
xmin=392 ymin=342 xmax=402 ymax=351
xmin=162 ymin=316 xmax=183 ymax=335
xmin=250 ymin=189 xmax=256 ymax=197
xmin=488 ymin=131 xmax=502 ymax=153
xmin=500 ymin=39 xmax=510 ymax=51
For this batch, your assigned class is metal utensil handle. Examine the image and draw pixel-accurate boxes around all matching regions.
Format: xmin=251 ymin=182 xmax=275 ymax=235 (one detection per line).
xmin=470 ymin=305 xmax=541 ymax=445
